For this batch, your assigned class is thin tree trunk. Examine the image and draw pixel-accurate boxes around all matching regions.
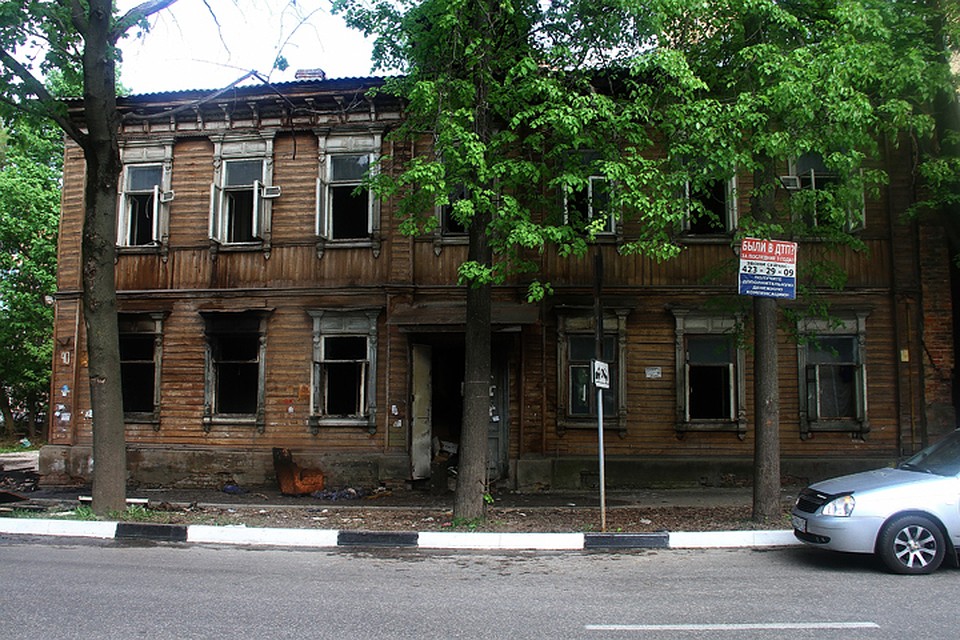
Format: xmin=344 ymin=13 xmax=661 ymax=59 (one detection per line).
xmin=751 ymin=155 xmax=781 ymax=523
xmin=753 ymin=295 xmax=781 ymax=522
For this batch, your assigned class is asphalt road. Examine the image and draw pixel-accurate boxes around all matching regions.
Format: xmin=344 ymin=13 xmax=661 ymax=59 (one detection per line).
xmin=2 ymin=537 xmax=956 ymax=639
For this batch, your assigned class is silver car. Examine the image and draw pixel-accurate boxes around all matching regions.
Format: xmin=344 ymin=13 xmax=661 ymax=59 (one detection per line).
xmin=791 ymin=429 xmax=960 ymax=574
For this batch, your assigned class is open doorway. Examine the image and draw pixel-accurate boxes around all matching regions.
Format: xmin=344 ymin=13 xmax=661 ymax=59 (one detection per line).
xmin=410 ymin=336 xmax=509 ymax=486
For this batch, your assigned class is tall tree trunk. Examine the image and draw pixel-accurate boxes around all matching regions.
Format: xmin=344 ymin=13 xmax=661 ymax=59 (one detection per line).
xmin=82 ymin=1 xmax=127 ymax=515
xmin=454 ymin=208 xmax=493 ymax=521
xmin=751 ymin=155 xmax=781 ymax=522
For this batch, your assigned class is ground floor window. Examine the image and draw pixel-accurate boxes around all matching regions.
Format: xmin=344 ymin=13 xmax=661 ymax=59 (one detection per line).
xmin=672 ymin=311 xmax=746 ymax=437
xmin=556 ymin=307 xmax=630 ymax=436
xmin=308 ymin=309 xmax=380 ymax=433
xmin=798 ymin=312 xmax=869 ymax=439
xmin=201 ymin=311 xmax=269 ymax=431
xmin=118 ymin=313 xmax=163 ymax=425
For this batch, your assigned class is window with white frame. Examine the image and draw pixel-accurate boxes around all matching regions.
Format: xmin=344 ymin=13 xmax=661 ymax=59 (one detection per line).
xmin=785 ymin=152 xmax=864 ymax=232
xmin=202 ymin=311 xmax=268 ymax=431
xmin=565 ymin=175 xmax=615 ymax=235
xmin=209 ymin=135 xmax=277 ymax=247
xmin=798 ymin=313 xmax=868 ymax=439
xmin=309 ymin=309 xmax=380 ymax=432
xmin=117 ymin=141 xmax=173 ymax=249
xmin=683 ymin=176 xmax=737 ymax=235
xmin=556 ymin=308 xmax=629 ymax=435
xmin=673 ymin=312 xmax=746 ymax=436
xmin=118 ymin=313 xmax=163 ymax=422
xmin=316 ymin=132 xmax=381 ymax=246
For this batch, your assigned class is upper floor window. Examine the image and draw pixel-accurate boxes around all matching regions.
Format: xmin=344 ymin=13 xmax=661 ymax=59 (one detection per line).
xmin=308 ymin=309 xmax=380 ymax=433
xmin=673 ymin=311 xmax=746 ymax=437
xmin=117 ymin=141 xmax=173 ymax=250
xmin=316 ymin=131 xmax=382 ymax=253
xmin=209 ymin=134 xmax=277 ymax=249
xmin=798 ymin=313 xmax=869 ymax=439
xmin=439 ymin=183 xmax=469 ymax=237
xmin=565 ymin=175 xmax=615 ymax=236
xmin=683 ymin=176 xmax=737 ymax=236
xmin=783 ymin=152 xmax=864 ymax=233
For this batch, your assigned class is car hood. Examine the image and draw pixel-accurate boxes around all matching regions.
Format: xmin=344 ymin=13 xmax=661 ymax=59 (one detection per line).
xmin=809 ymin=467 xmax=942 ymax=496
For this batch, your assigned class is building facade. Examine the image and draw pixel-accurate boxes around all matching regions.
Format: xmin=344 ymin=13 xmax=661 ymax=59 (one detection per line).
xmin=40 ymin=77 xmax=956 ymax=490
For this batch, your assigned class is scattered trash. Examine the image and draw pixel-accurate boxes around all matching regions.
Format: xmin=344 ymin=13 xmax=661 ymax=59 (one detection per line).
xmin=18 ymin=438 xmax=30 ymax=448
xmin=222 ymin=483 xmax=246 ymax=495
xmin=310 ymin=487 xmax=367 ymax=501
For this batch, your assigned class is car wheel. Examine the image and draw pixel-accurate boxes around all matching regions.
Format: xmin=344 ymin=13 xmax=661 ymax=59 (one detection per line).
xmin=877 ymin=515 xmax=946 ymax=575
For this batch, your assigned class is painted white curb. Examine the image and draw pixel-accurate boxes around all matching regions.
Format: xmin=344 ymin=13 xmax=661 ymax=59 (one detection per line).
xmin=0 ymin=519 xmax=117 ymax=539
xmin=187 ymin=524 xmax=339 ymax=547
xmin=418 ymin=531 xmax=585 ymax=550
xmin=668 ymin=529 xmax=798 ymax=549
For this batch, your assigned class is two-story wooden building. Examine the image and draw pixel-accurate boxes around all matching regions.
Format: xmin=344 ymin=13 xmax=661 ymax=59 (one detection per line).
xmin=40 ymin=76 xmax=956 ymax=491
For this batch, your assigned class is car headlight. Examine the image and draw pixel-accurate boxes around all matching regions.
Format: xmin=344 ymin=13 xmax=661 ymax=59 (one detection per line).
xmin=821 ymin=494 xmax=856 ymax=517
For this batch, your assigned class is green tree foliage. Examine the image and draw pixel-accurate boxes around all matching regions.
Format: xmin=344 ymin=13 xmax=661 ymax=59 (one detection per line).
xmin=1 ymin=0 xmax=181 ymax=513
xmin=338 ymin=0 xmax=958 ymax=518
xmin=0 ymin=114 xmax=60 ymax=437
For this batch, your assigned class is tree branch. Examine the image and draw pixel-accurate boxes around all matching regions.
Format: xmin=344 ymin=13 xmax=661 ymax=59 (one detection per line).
xmin=64 ymin=0 xmax=89 ymax=34
xmin=111 ymin=0 xmax=183 ymax=43
xmin=0 ymin=48 xmax=85 ymax=144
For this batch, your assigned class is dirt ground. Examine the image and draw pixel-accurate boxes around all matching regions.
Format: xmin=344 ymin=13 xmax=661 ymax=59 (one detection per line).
xmin=136 ymin=497 xmax=793 ymax=533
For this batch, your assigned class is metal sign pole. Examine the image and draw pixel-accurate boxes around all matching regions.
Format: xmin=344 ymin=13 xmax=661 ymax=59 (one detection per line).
xmin=597 ymin=386 xmax=606 ymax=532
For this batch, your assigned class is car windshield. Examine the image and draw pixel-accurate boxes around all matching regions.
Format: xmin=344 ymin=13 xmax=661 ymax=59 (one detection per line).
xmin=899 ymin=430 xmax=960 ymax=476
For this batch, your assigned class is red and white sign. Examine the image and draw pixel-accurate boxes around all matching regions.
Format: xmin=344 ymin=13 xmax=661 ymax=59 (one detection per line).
xmin=739 ymin=238 xmax=797 ymax=299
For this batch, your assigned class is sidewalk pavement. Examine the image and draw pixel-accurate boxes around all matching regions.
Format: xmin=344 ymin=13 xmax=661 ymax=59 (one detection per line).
xmin=0 ymin=451 xmax=799 ymax=551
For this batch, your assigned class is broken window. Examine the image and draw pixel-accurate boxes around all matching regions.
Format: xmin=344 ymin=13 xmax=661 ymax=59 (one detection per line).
xmin=211 ymin=159 xmax=265 ymax=244
xmin=203 ymin=312 xmax=267 ymax=429
xmin=323 ymin=154 xmax=372 ymax=240
xmin=309 ymin=309 xmax=380 ymax=432
xmin=439 ymin=183 xmax=469 ymax=236
xmin=683 ymin=176 xmax=737 ymax=235
xmin=565 ymin=176 xmax=615 ymax=235
xmin=685 ymin=335 xmax=735 ymax=421
xmin=797 ymin=313 xmax=869 ymax=439
xmin=118 ymin=313 xmax=163 ymax=420
xmin=672 ymin=312 xmax=746 ymax=436
xmin=118 ymin=165 xmax=163 ymax=246
xmin=208 ymin=134 xmax=278 ymax=250
xmin=785 ymin=152 xmax=865 ymax=233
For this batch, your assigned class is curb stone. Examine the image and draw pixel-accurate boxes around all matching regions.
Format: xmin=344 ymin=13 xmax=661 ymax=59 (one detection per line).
xmin=0 ymin=519 xmax=799 ymax=550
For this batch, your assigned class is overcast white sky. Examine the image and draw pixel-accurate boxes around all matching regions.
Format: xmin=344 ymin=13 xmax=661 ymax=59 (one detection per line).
xmin=116 ymin=0 xmax=377 ymax=94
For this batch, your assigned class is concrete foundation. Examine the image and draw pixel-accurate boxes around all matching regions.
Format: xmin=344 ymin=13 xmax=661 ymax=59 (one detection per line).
xmin=40 ymin=445 xmax=891 ymax=491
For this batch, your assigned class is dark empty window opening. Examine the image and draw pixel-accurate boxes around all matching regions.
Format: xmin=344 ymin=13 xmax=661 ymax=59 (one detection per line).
xmin=330 ymin=186 xmax=370 ymax=239
xmin=567 ymin=177 xmax=613 ymax=234
xmin=686 ymin=335 xmax=735 ymax=421
xmin=206 ymin=314 xmax=263 ymax=416
xmin=329 ymin=155 xmax=371 ymax=240
xmin=440 ymin=184 xmax=469 ymax=235
xmin=322 ymin=336 xmax=368 ymax=416
xmin=120 ymin=333 xmax=155 ymax=413
xmin=688 ymin=180 xmax=728 ymax=234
